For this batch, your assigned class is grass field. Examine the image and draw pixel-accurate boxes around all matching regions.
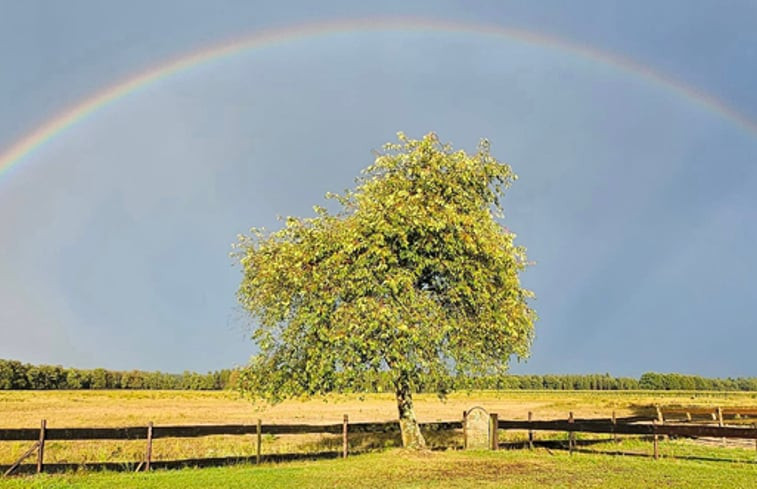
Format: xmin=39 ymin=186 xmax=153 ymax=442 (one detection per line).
xmin=1 ymin=389 xmax=755 ymax=485
xmin=1 ymin=448 xmax=755 ymax=489
xmin=3 ymin=389 xmax=756 ymax=428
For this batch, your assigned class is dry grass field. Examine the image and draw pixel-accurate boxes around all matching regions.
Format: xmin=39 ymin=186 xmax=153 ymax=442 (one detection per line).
xmin=3 ymin=389 xmax=756 ymax=428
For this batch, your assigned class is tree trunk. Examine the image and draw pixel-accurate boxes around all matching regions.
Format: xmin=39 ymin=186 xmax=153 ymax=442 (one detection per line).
xmin=395 ymin=373 xmax=426 ymax=449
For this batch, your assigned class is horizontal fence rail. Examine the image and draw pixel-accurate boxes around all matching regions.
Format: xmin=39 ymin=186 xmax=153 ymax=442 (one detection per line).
xmin=661 ymin=407 xmax=757 ymax=416
xmin=497 ymin=419 xmax=757 ymax=438
xmin=0 ymin=421 xmax=463 ymax=442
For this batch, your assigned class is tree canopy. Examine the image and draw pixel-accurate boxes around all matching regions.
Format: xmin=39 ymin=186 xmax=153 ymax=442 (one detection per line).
xmin=234 ymin=133 xmax=536 ymax=447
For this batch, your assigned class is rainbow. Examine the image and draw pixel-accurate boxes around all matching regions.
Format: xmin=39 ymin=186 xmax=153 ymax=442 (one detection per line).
xmin=1 ymin=17 xmax=756 ymax=179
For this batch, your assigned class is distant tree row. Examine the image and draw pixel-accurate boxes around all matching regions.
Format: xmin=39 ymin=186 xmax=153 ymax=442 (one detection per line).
xmin=637 ymin=372 xmax=757 ymax=391
xmin=0 ymin=359 xmax=238 ymax=390
xmin=447 ymin=372 xmax=757 ymax=392
xmin=448 ymin=373 xmax=642 ymax=391
xmin=360 ymin=371 xmax=757 ymax=393
xmin=1 ymin=359 xmax=754 ymax=392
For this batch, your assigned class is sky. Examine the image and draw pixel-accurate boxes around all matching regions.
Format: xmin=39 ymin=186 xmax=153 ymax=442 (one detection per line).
xmin=1 ymin=1 xmax=756 ymax=377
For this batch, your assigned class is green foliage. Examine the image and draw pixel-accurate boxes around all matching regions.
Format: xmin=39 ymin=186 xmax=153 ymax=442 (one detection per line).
xmin=638 ymin=372 xmax=757 ymax=391
xmin=1 ymin=358 xmax=754 ymax=392
xmin=0 ymin=359 xmax=236 ymax=391
xmin=234 ymin=133 xmax=537 ymax=402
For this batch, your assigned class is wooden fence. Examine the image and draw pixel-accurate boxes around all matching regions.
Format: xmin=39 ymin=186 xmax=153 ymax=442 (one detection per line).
xmin=496 ymin=414 xmax=757 ymax=439
xmin=494 ymin=410 xmax=757 ymax=459
xmin=0 ymin=418 xmax=459 ymax=476
xmin=656 ymin=406 xmax=757 ymax=424
xmin=2 ymin=411 xmax=756 ymax=476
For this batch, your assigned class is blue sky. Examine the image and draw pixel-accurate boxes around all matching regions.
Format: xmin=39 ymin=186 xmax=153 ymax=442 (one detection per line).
xmin=1 ymin=1 xmax=755 ymax=376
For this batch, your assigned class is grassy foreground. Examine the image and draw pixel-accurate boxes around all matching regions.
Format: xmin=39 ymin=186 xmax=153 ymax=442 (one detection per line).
xmin=1 ymin=448 xmax=755 ymax=489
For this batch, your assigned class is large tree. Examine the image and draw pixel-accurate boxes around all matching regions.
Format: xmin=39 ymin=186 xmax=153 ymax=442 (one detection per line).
xmin=234 ymin=133 xmax=536 ymax=448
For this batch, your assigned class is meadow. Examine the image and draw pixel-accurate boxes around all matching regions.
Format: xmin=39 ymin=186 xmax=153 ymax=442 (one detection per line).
xmin=1 ymin=445 xmax=756 ymax=489
xmin=1 ymin=389 xmax=755 ymax=487
xmin=4 ymin=389 xmax=757 ymax=428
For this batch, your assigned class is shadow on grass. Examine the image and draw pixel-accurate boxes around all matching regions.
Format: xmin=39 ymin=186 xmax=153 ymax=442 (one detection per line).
xmin=511 ymin=436 xmax=757 ymax=465
xmin=1 ymin=450 xmax=350 ymax=475
xmin=571 ymin=446 xmax=757 ymax=465
xmin=498 ymin=437 xmax=614 ymax=451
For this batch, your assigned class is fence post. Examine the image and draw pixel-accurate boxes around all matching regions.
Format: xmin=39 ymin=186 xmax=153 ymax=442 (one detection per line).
xmin=612 ymin=411 xmax=618 ymax=444
xmin=653 ymin=420 xmax=659 ymax=460
xmin=256 ymin=419 xmax=262 ymax=465
xmin=528 ymin=411 xmax=534 ymax=450
xmin=656 ymin=405 xmax=668 ymax=440
xmin=489 ymin=413 xmax=498 ymax=451
xmin=568 ymin=412 xmax=575 ymax=455
xmin=717 ymin=407 xmax=725 ymax=446
xmin=462 ymin=411 xmax=468 ymax=449
xmin=342 ymin=414 xmax=349 ymax=458
xmin=36 ymin=419 xmax=46 ymax=474
xmin=145 ymin=421 xmax=154 ymax=471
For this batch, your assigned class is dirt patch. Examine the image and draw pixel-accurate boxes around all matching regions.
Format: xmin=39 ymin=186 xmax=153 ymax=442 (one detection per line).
xmin=432 ymin=460 xmax=538 ymax=481
xmin=397 ymin=451 xmax=545 ymax=481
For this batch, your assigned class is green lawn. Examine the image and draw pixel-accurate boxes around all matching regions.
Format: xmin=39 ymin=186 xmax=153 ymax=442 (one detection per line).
xmin=2 ymin=447 xmax=755 ymax=489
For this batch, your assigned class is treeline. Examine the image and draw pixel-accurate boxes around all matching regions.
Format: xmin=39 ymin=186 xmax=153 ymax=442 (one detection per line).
xmin=364 ymin=372 xmax=757 ymax=393
xmin=446 ymin=373 xmax=641 ymax=391
xmin=637 ymin=372 xmax=757 ymax=391
xmin=2 ymin=359 xmax=755 ymax=392
xmin=441 ymin=372 xmax=757 ymax=392
xmin=0 ymin=359 xmax=238 ymax=390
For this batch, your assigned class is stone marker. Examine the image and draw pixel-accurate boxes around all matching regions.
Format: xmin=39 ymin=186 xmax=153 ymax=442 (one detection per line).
xmin=465 ymin=406 xmax=490 ymax=449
